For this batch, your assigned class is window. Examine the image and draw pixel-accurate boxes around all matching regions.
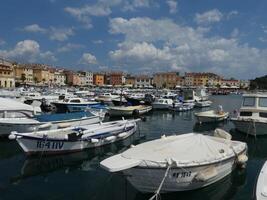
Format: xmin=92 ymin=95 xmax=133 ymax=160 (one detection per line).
xmin=240 ymin=111 xmax=252 ymax=116
xmin=243 ymin=97 xmax=255 ymax=107
xmin=259 ymin=112 xmax=267 ymax=118
xmin=259 ymin=97 xmax=267 ymax=107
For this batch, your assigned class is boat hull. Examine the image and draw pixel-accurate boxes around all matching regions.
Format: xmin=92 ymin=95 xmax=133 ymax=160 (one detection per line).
xmin=108 ymin=106 xmax=152 ymax=117
xmin=195 ymin=115 xmax=228 ymax=123
xmin=16 ymin=125 xmax=137 ymax=155
xmin=123 ymin=156 xmax=237 ymax=193
xmin=0 ymin=115 xmax=100 ymax=136
xmin=231 ymin=119 xmax=267 ymax=136
xmin=152 ymin=103 xmax=171 ymax=110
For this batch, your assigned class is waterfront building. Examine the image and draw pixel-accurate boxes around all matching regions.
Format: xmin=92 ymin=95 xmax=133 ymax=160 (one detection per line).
xmin=0 ymin=59 xmax=15 ymax=88
xmin=135 ymin=75 xmax=152 ymax=88
xmin=93 ymin=73 xmax=104 ymax=86
xmin=153 ymin=72 xmax=179 ymax=88
xmin=54 ymin=69 xmax=66 ymax=86
xmin=64 ymin=70 xmax=81 ymax=86
xmin=110 ymin=72 xmax=124 ymax=86
xmin=78 ymin=71 xmax=93 ymax=86
xmin=185 ymin=72 xmax=221 ymax=87
xmin=14 ymin=64 xmax=34 ymax=85
xmin=32 ymin=65 xmax=50 ymax=85
xmin=125 ymin=75 xmax=136 ymax=87
xmin=221 ymin=79 xmax=240 ymax=88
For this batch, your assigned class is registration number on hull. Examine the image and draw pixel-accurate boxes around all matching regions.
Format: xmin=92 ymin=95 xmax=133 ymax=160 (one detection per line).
xmin=36 ymin=140 xmax=64 ymax=149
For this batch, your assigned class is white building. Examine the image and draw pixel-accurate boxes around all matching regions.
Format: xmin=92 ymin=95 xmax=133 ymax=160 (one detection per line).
xmin=78 ymin=71 xmax=93 ymax=86
xmin=135 ymin=75 xmax=152 ymax=88
xmin=54 ymin=70 xmax=66 ymax=86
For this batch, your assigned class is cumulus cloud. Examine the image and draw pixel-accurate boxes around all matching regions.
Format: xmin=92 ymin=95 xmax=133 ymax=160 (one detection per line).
xmin=65 ymin=0 xmax=121 ymax=28
xmin=231 ymin=28 xmax=239 ymax=38
xmin=22 ymin=24 xmax=46 ymax=33
xmin=195 ymin=9 xmax=223 ymax=25
xmin=21 ymin=24 xmax=74 ymax=42
xmin=108 ymin=17 xmax=267 ymax=78
xmin=123 ymin=0 xmax=152 ymax=11
xmin=80 ymin=53 xmax=97 ymax=64
xmin=166 ymin=0 xmax=177 ymax=14
xmin=0 ymin=40 xmax=56 ymax=62
xmin=49 ymin=27 xmax=74 ymax=41
xmin=57 ymin=43 xmax=84 ymax=53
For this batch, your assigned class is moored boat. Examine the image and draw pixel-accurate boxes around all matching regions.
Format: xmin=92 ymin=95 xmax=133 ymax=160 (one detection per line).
xmin=231 ymin=93 xmax=267 ymax=136
xmin=100 ymin=129 xmax=247 ymax=193
xmin=108 ymin=105 xmax=152 ymax=117
xmin=10 ymin=119 xmax=140 ymax=155
xmin=255 ymin=161 xmax=267 ymax=200
xmin=194 ymin=106 xmax=229 ymax=123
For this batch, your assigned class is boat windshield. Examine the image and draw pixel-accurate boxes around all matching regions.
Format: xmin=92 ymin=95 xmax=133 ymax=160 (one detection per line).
xmin=243 ymin=97 xmax=255 ymax=107
xmin=259 ymin=97 xmax=267 ymax=107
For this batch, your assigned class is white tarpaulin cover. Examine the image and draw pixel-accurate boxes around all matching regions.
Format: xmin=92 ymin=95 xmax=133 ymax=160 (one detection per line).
xmin=101 ymin=133 xmax=246 ymax=172
xmin=0 ymin=97 xmax=35 ymax=112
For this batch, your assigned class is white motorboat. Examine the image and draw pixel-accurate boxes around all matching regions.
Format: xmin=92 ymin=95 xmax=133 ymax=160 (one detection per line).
xmin=51 ymin=98 xmax=100 ymax=113
xmin=195 ymin=106 xmax=229 ymax=123
xmin=152 ymin=98 xmax=173 ymax=110
xmin=256 ymin=161 xmax=267 ymax=200
xmin=169 ymin=102 xmax=194 ymax=112
xmin=10 ymin=119 xmax=140 ymax=155
xmin=100 ymin=129 xmax=247 ymax=193
xmin=108 ymin=105 xmax=152 ymax=117
xmin=0 ymin=111 xmax=102 ymax=136
xmin=231 ymin=93 xmax=267 ymax=136
xmin=195 ymin=100 xmax=212 ymax=108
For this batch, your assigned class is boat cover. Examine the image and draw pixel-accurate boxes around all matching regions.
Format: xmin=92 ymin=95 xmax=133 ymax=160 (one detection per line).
xmin=256 ymin=161 xmax=267 ymax=200
xmin=0 ymin=97 xmax=35 ymax=112
xmin=100 ymin=133 xmax=246 ymax=172
xmin=36 ymin=111 xmax=95 ymax=122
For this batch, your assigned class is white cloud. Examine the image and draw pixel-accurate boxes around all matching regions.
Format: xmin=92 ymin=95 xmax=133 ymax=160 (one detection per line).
xmin=166 ymin=0 xmax=177 ymax=14
xmin=108 ymin=17 xmax=267 ymax=78
xmin=123 ymin=0 xmax=152 ymax=11
xmin=231 ymin=28 xmax=239 ymax=38
xmin=22 ymin=24 xmax=46 ymax=33
xmin=80 ymin=53 xmax=97 ymax=64
xmin=227 ymin=10 xmax=239 ymax=19
xmin=49 ymin=27 xmax=74 ymax=41
xmin=0 ymin=40 xmax=56 ymax=62
xmin=195 ymin=9 xmax=223 ymax=25
xmin=57 ymin=43 xmax=84 ymax=53
xmin=65 ymin=0 xmax=121 ymax=29
xmin=93 ymin=40 xmax=104 ymax=44
xmin=0 ymin=39 xmax=6 ymax=46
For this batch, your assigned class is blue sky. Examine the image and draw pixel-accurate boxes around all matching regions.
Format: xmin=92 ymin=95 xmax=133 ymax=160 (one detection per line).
xmin=0 ymin=0 xmax=267 ymax=79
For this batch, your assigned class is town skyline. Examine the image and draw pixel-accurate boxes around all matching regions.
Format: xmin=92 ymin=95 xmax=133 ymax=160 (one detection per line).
xmin=1 ymin=0 xmax=267 ymax=79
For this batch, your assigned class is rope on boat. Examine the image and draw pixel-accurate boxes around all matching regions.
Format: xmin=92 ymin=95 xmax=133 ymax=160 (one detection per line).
xmin=149 ymin=164 xmax=172 ymax=200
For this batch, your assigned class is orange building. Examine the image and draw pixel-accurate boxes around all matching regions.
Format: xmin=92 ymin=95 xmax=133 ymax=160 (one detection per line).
xmin=153 ymin=72 xmax=179 ymax=88
xmin=93 ymin=73 xmax=104 ymax=86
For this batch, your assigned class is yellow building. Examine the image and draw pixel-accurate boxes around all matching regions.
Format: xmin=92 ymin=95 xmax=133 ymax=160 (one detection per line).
xmin=33 ymin=66 xmax=50 ymax=85
xmin=0 ymin=60 xmax=15 ymax=88
xmin=153 ymin=72 xmax=179 ymax=88
xmin=14 ymin=64 xmax=34 ymax=84
xmin=93 ymin=73 xmax=104 ymax=86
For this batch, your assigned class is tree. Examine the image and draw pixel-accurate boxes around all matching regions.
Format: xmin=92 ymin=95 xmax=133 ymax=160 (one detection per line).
xmin=162 ymin=82 xmax=167 ymax=88
xmin=34 ymin=77 xmax=38 ymax=83
xmin=21 ymin=73 xmax=26 ymax=83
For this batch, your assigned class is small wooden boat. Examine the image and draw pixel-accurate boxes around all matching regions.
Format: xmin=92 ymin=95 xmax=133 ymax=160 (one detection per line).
xmin=255 ymin=161 xmax=267 ymax=200
xmin=9 ymin=119 xmax=140 ymax=155
xmin=108 ymin=105 xmax=152 ymax=117
xmin=195 ymin=106 xmax=229 ymax=123
xmin=101 ymin=129 xmax=247 ymax=193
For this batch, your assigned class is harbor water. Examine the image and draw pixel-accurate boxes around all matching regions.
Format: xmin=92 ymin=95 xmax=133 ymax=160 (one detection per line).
xmin=0 ymin=94 xmax=264 ymax=200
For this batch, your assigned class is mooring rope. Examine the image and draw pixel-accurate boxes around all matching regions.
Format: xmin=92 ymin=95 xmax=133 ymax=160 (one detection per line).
xmin=149 ymin=164 xmax=172 ymax=200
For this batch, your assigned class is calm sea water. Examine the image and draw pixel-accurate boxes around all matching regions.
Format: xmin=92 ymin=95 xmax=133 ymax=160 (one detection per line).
xmin=0 ymin=95 xmax=265 ymax=200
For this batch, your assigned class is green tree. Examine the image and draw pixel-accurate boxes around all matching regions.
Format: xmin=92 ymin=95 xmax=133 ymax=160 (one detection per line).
xmin=21 ymin=73 xmax=26 ymax=83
